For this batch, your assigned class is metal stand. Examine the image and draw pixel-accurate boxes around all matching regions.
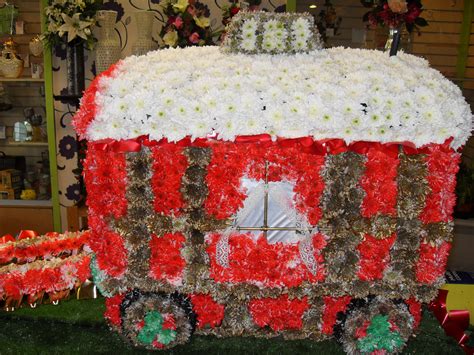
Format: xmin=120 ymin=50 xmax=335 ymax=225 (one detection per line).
xmin=389 ymin=28 xmax=401 ymax=57
xmin=233 ymin=160 xmax=314 ymax=235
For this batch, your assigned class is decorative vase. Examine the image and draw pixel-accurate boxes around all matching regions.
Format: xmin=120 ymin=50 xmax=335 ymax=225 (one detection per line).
xmin=0 ymin=38 xmax=23 ymax=78
xmin=95 ymin=10 xmax=121 ymax=74
xmin=131 ymin=11 xmax=156 ymax=56
xmin=29 ymin=35 xmax=43 ymax=57
xmin=66 ymin=39 xmax=85 ymax=96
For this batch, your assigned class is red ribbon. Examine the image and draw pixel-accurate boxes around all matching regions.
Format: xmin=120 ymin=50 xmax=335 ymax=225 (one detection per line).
xmin=94 ymin=138 xmax=142 ymax=152
xmin=429 ymin=289 xmax=473 ymax=354
xmin=89 ymin=135 xmax=455 ymax=157
xmin=324 ymin=138 xmax=348 ymax=154
xmin=235 ymin=134 xmax=272 ymax=144
xmin=0 ymin=234 xmax=15 ymax=244
xmin=17 ymin=230 xmax=38 ymax=240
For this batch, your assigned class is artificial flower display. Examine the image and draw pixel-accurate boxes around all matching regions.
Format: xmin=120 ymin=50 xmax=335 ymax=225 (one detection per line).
xmin=42 ymin=0 xmax=103 ymax=49
xmin=0 ymin=255 xmax=91 ymax=300
xmin=0 ymin=231 xmax=91 ymax=309
xmin=221 ymin=0 xmax=243 ymax=27
xmin=160 ymin=0 xmax=214 ymax=48
xmin=222 ymin=12 xmax=322 ymax=54
xmin=222 ymin=0 xmax=262 ymax=25
xmin=362 ymin=0 xmax=428 ymax=33
xmin=0 ymin=231 xmax=89 ymax=265
xmin=73 ymin=12 xmax=471 ymax=354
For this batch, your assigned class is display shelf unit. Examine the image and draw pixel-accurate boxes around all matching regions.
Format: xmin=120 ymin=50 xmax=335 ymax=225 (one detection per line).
xmin=0 ymin=77 xmax=44 ymax=82
xmin=0 ymin=199 xmax=52 ymax=207
xmin=0 ymin=141 xmax=49 ymax=147
xmin=0 ymin=0 xmax=60 ymax=234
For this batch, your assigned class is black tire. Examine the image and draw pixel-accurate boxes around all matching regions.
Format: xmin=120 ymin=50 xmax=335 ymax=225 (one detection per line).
xmin=334 ymin=296 xmax=414 ymax=354
xmin=120 ymin=290 xmax=196 ymax=350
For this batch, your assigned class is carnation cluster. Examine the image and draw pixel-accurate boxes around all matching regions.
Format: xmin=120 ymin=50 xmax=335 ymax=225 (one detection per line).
xmin=0 ymin=231 xmax=89 ymax=265
xmin=81 ymin=136 xmax=458 ymax=353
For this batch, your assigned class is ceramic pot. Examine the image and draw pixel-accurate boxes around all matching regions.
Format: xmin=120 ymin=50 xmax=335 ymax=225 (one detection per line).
xmin=95 ymin=10 xmax=121 ymax=74
xmin=131 ymin=11 xmax=156 ymax=56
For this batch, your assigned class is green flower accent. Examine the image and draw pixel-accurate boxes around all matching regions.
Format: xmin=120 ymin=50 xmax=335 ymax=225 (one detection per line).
xmin=137 ymin=311 xmax=177 ymax=346
xmin=357 ymin=315 xmax=404 ymax=354
xmin=89 ymin=254 xmax=113 ymax=297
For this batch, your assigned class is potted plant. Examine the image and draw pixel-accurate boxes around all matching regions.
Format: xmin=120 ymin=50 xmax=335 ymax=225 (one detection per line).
xmin=41 ymin=0 xmax=103 ymax=95
xmin=160 ymin=0 xmax=215 ymax=48
xmin=361 ymin=0 xmax=428 ymax=51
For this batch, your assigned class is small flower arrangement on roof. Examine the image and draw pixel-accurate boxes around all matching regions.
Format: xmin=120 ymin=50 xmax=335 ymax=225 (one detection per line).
xmin=221 ymin=11 xmax=323 ymax=54
xmin=160 ymin=0 xmax=215 ymax=48
xmin=42 ymin=0 xmax=104 ymax=49
xmin=361 ymin=0 xmax=428 ymax=33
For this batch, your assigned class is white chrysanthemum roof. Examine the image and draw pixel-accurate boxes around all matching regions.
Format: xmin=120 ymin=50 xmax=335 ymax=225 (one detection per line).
xmin=78 ymin=46 xmax=472 ymax=148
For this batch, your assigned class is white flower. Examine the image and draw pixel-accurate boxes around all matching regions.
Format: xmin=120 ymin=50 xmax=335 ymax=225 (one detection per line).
xmin=241 ymin=38 xmax=256 ymax=52
xmin=57 ymin=13 xmax=93 ymax=43
xmin=292 ymin=18 xmax=311 ymax=32
xmin=292 ymin=39 xmax=308 ymax=51
xmin=242 ymin=18 xmax=258 ymax=32
xmin=263 ymin=19 xmax=279 ymax=31
xmin=80 ymin=46 xmax=472 ymax=150
xmin=262 ymin=38 xmax=276 ymax=52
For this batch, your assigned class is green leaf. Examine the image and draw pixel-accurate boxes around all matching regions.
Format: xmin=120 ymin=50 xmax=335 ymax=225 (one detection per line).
xmin=415 ymin=17 xmax=428 ymax=27
xmin=157 ymin=329 xmax=177 ymax=345
xmin=357 ymin=315 xmax=404 ymax=353
xmin=362 ymin=11 xmax=370 ymax=22
xmin=144 ymin=310 xmax=163 ymax=328
xmin=361 ymin=0 xmax=376 ymax=8
xmin=137 ymin=310 xmax=178 ymax=347
xmin=137 ymin=327 xmax=156 ymax=345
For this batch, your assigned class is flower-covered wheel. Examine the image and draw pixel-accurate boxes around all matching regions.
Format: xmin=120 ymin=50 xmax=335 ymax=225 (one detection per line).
xmin=120 ymin=290 xmax=196 ymax=350
xmin=334 ymin=296 xmax=414 ymax=354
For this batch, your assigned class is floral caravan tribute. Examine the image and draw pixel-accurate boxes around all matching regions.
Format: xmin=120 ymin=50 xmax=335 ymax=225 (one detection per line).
xmin=73 ymin=11 xmax=472 ymax=354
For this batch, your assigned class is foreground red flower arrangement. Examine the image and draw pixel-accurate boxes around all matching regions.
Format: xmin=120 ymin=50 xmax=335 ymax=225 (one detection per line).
xmin=0 ymin=231 xmax=91 ymax=309
xmin=0 ymin=254 xmax=90 ymax=299
xmin=0 ymin=231 xmax=89 ymax=265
